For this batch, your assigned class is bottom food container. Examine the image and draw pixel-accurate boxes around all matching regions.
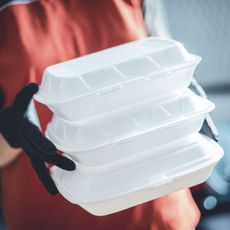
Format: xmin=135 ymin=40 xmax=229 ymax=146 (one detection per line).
xmin=51 ymin=134 xmax=223 ymax=216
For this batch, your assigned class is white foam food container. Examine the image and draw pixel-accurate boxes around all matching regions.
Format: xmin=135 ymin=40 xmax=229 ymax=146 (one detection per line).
xmin=46 ymin=89 xmax=214 ymax=167
xmin=34 ymin=37 xmax=201 ymax=122
xmin=51 ymin=134 xmax=223 ymax=216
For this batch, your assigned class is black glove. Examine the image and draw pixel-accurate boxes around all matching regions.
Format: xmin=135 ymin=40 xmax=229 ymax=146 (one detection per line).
xmin=0 ymin=87 xmax=4 ymax=110
xmin=0 ymin=83 xmax=76 ymax=195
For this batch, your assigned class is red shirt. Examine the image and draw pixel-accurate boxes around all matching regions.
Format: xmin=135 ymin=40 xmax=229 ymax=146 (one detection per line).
xmin=0 ymin=1 xmax=202 ymax=229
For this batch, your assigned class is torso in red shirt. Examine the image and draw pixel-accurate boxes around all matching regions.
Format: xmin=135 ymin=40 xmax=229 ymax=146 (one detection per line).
xmin=0 ymin=0 xmax=158 ymax=229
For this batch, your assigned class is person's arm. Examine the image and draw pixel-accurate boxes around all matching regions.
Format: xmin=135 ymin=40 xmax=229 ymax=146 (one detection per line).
xmin=0 ymin=133 xmax=22 ymax=168
xmin=151 ymin=189 xmax=200 ymax=230
xmin=0 ymin=89 xmax=21 ymax=167
xmin=0 ymin=84 xmax=75 ymax=195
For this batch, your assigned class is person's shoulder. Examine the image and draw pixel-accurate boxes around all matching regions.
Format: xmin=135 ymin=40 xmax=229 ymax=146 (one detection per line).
xmin=0 ymin=0 xmax=37 ymax=12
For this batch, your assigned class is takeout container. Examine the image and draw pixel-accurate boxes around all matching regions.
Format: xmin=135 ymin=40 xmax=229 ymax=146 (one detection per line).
xmin=46 ymin=89 xmax=214 ymax=167
xmin=34 ymin=37 xmax=223 ymax=216
xmin=51 ymin=134 xmax=223 ymax=216
xmin=34 ymin=37 xmax=201 ymax=122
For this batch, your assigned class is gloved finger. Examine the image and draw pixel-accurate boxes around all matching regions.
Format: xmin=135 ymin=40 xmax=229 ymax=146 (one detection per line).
xmin=24 ymin=136 xmax=76 ymax=171
xmin=30 ymin=144 xmax=76 ymax=170
xmin=44 ymin=154 xmax=76 ymax=171
xmin=0 ymin=87 xmax=4 ymax=109
xmin=13 ymin=83 xmax=38 ymax=114
xmin=23 ymin=120 xmax=57 ymax=156
xmin=30 ymin=156 xmax=58 ymax=195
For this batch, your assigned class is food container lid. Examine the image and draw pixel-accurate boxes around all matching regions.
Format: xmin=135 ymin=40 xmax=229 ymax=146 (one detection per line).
xmin=46 ymin=89 xmax=214 ymax=152
xmin=51 ymin=134 xmax=223 ymax=204
xmin=34 ymin=37 xmax=201 ymax=105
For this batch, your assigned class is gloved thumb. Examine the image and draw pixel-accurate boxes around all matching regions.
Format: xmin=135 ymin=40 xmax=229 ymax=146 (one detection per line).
xmin=13 ymin=83 xmax=39 ymax=115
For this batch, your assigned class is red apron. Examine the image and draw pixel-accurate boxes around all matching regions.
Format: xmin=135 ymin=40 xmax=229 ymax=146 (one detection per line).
xmin=0 ymin=1 xmax=158 ymax=229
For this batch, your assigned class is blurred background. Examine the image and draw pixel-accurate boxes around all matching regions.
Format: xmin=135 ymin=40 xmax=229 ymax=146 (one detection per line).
xmin=159 ymin=0 xmax=230 ymax=229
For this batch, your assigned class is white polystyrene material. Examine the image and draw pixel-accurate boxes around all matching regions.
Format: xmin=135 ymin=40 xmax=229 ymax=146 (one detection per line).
xmin=46 ymin=90 xmax=214 ymax=160
xmin=51 ymin=134 xmax=223 ymax=216
xmin=51 ymin=115 xmax=205 ymax=167
xmin=34 ymin=37 xmax=201 ymax=122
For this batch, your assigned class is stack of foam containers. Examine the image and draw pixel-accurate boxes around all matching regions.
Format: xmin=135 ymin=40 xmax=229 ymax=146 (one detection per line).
xmin=34 ymin=38 xmax=223 ymax=216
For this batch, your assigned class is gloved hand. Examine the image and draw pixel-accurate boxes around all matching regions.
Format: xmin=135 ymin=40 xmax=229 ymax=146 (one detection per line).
xmin=0 ymin=83 xmax=76 ymax=195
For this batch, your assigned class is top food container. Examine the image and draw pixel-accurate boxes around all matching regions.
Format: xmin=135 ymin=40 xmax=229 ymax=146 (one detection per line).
xmin=34 ymin=37 xmax=201 ymax=122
